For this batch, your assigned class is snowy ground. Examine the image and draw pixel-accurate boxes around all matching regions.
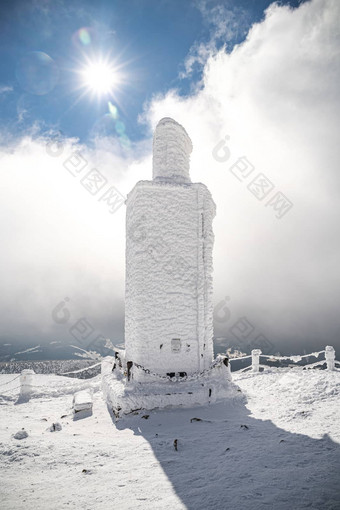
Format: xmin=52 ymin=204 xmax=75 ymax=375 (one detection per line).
xmin=0 ymin=368 xmax=339 ymax=510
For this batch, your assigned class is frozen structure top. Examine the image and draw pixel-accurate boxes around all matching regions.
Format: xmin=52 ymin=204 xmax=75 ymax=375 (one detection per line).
xmin=152 ymin=117 xmax=192 ymax=183
xmin=102 ymin=118 xmax=235 ymax=418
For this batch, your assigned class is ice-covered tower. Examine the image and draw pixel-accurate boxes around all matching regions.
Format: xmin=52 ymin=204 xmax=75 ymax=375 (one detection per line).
xmin=125 ymin=118 xmax=216 ymax=378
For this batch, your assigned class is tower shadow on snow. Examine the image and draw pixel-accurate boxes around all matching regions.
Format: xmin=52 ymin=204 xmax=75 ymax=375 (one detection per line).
xmin=110 ymin=395 xmax=340 ymax=510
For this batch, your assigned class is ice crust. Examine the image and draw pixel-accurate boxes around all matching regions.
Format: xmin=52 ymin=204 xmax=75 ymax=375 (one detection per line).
xmin=102 ymin=356 xmax=239 ymax=417
xmin=152 ymin=117 xmax=193 ymax=183
xmin=125 ymin=179 xmax=216 ymax=377
xmin=111 ymin=117 xmax=233 ymax=414
xmin=125 ymin=117 xmax=216 ymax=380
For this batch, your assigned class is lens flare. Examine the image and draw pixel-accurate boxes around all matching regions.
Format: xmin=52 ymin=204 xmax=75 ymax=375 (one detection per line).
xmin=74 ymin=54 xmax=131 ymax=150
xmin=90 ymin=103 xmax=131 ymax=150
xmin=16 ymin=51 xmax=59 ymax=95
xmin=80 ymin=59 xmax=118 ymax=96
xmin=78 ymin=28 xmax=91 ymax=46
xmin=72 ymin=27 xmax=95 ymax=49
xmin=108 ymin=101 xmax=118 ymax=119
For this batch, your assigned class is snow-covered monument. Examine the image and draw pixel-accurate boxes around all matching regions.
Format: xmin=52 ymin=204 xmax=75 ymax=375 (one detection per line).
xmin=126 ymin=117 xmax=215 ymax=376
xmin=103 ymin=118 xmax=233 ymax=417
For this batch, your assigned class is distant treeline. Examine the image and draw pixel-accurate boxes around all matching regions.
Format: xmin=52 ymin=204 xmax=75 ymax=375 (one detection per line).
xmin=0 ymin=359 xmax=100 ymax=378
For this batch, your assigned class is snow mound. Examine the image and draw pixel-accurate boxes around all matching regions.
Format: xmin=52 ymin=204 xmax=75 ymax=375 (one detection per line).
xmin=73 ymin=389 xmax=93 ymax=413
xmin=234 ymin=367 xmax=340 ymax=440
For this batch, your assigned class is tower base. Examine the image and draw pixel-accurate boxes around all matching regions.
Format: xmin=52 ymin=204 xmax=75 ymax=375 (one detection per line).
xmin=101 ymin=354 xmax=240 ymax=419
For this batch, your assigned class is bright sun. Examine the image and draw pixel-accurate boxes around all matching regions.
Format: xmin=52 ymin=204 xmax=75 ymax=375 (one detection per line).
xmin=81 ymin=60 xmax=118 ymax=96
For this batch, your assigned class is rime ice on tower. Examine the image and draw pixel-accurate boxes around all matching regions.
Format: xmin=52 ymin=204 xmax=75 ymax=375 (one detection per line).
xmin=102 ymin=118 xmax=234 ymax=417
xmin=126 ymin=118 xmax=215 ymax=376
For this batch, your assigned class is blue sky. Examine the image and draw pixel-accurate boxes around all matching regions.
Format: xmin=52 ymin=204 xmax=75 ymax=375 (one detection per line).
xmin=0 ymin=0 xmax=303 ymax=145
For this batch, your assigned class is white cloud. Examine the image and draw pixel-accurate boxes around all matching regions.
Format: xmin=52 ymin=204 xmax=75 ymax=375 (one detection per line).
xmin=1 ymin=0 xmax=339 ymax=355
xmin=180 ymin=0 xmax=249 ymax=78
xmin=0 ymin=133 xmax=151 ymax=347
xmin=143 ymin=0 xmax=340 ymax=353
xmin=0 ymin=85 xmax=13 ymax=95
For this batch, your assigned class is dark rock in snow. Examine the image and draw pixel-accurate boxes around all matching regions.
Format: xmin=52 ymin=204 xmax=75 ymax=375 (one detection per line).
xmin=49 ymin=422 xmax=62 ymax=432
xmin=13 ymin=429 xmax=28 ymax=440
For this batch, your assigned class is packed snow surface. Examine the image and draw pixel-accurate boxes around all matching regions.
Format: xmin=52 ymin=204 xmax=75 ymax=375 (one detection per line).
xmin=0 ymin=368 xmax=339 ymax=509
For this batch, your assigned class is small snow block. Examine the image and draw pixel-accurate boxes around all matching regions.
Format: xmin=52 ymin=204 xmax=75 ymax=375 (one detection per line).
xmin=49 ymin=422 xmax=62 ymax=432
xmin=14 ymin=429 xmax=28 ymax=440
xmin=73 ymin=390 xmax=93 ymax=413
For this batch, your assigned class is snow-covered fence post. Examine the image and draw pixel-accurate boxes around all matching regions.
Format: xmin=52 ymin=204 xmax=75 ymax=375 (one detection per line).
xmin=251 ymin=349 xmax=262 ymax=372
xmin=325 ymin=346 xmax=335 ymax=371
xmin=101 ymin=357 xmax=114 ymax=379
xmin=20 ymin=369 xmax=35 ymax=397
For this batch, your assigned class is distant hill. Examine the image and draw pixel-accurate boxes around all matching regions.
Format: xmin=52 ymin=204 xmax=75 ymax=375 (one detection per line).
xmin=0 ymin=359 xmax=100 ymax=378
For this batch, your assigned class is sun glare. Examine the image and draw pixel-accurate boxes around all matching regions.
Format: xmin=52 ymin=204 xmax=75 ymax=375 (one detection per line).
xmin=81 ymin=59 xmax=119 ymax=96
